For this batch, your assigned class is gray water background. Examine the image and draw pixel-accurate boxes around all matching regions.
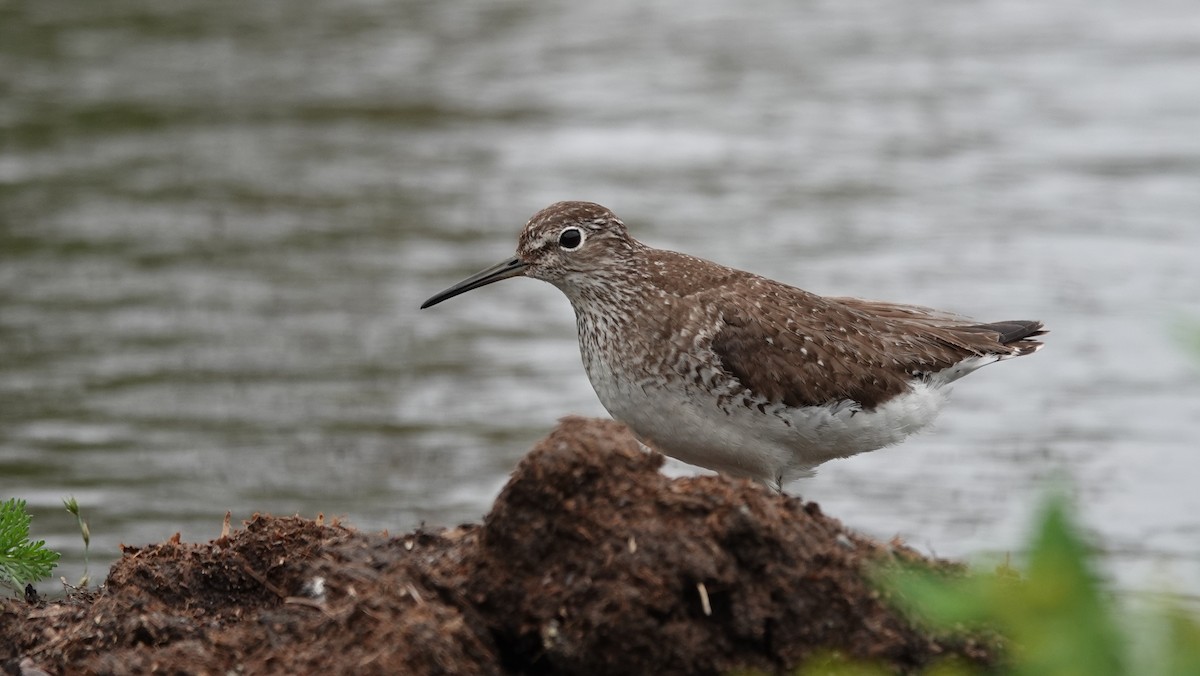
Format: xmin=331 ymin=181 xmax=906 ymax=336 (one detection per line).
xmin=3 ymin=0 xmax=1200 ymax=597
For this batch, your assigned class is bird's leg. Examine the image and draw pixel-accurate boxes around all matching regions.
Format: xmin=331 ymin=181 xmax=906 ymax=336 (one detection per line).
xmin=765 ymin=474 xmax=785 ymax=494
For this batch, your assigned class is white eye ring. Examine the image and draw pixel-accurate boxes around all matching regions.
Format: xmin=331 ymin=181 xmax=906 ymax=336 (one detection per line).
xmin=558 ymin=226 xmax=584 ymax=250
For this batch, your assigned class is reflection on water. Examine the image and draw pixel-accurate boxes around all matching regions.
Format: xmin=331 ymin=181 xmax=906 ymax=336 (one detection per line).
xmin=3 ymin=0 xmax=1200 ymax=595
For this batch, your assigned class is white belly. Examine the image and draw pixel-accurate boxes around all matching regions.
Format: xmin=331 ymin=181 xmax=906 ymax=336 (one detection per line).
xmin=585 ymin=357 xmax=948 ymax=487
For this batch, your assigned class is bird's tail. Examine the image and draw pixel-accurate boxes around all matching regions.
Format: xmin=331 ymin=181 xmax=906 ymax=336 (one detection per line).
xmin=964 ymin=320 xmax=1046 ymax=356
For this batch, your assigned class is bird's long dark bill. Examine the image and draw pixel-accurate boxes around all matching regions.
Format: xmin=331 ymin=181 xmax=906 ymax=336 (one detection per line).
xmin=420 ymin=257 xmax=528 ymax=309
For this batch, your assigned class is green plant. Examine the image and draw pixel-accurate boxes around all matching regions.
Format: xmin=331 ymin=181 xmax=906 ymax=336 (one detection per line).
xmin=871 ymin=493 xmax=1200 ymax=676
xmin=0 ymin=498 xmax=60 ymax=594
xmin=886 ymin=495 xmax=1122 ymax=675
xmin=794 ymin=493 xmax=1200 ymax=675
xmin=62 ymin=496 xmax=91 ymax=587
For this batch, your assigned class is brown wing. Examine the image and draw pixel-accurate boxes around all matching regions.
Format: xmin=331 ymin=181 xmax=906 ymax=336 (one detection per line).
xmin=707 ymin=286 xmax=1041 ymax=410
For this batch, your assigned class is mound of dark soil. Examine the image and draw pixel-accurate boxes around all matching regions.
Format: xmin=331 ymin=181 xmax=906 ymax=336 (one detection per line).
xmin=1 ymin=417 xmax=1000 ymax=675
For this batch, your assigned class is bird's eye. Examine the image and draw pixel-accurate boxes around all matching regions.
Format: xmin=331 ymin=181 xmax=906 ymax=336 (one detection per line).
xmin=558 ymin=227 xmax=584 ymax=250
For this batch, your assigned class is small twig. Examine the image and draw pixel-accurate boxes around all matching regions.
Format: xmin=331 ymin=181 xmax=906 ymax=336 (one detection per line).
xmin=284 ymin=596 xmax=336 ymax=619
xmin=236 ymin=557 xmax=288 ymax=599
xmin=697 ymin=582 xmax=712 ymax=617
xmin=405 ymin=583 xmax=425 ymax=606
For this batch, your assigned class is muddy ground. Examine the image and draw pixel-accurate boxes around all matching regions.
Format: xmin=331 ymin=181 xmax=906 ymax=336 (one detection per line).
xmin=2 ymin=417 xmax=1001 ymax=675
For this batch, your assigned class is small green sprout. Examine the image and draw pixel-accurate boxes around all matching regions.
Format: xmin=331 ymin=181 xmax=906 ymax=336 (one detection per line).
xmin=62 ymin=496 xmax=91 ymax=588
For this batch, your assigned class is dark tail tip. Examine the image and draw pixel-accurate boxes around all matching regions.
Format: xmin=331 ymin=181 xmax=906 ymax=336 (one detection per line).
xmin=977 ymin=320 xmax=1046 ymax=344
xmin=967 ymin=320 xmax=1046 ymax=356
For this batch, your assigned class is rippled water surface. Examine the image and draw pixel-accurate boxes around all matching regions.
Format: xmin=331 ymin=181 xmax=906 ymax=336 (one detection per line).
xmin=3 ymin=0 xmax=1200 ymax=595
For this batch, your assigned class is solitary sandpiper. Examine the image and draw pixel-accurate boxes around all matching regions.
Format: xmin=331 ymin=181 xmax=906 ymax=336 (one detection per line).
xmin=421 ymin=201 xmax=1045 ymax=489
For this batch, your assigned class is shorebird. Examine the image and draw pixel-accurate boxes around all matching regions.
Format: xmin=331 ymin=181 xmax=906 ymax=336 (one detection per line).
xmin=421 ymin=201 xmax=1045 ymax=489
